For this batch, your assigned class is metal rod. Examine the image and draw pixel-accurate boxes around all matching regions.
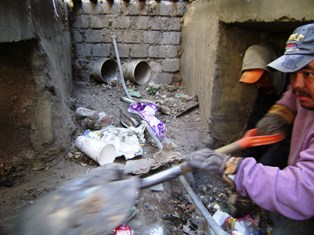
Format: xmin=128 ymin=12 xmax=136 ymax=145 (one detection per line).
xmin=179 ymin=175 xmax=229 ymax=235
xmin=140 ymin=162 xmax=228 ymax=234
xmin=142 ymin=121 xmax=163 ymax=150
xmin=140 ymin=165 xmax=183 ymax=188
xmin=111 ymin=35 xmax=132 ymax=99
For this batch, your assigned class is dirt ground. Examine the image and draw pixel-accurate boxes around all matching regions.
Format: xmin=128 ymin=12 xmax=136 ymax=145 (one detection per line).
xmin=0 ymin=77 xmax=264 ymax=234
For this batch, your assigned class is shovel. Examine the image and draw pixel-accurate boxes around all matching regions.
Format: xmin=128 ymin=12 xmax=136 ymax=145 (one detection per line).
xmin=14 ymin=129 xmax=284 ymax=235
xmin=140 ymin=128 xmax=284 ymax=188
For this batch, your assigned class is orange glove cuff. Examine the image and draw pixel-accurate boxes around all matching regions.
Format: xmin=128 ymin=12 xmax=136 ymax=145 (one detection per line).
xmin=267 ymin=104 xmax=296 ymax=124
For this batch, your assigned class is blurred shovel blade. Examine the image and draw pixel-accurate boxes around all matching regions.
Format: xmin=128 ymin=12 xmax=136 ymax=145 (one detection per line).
xmin=14 ymin=165 xmax=140 ymax=235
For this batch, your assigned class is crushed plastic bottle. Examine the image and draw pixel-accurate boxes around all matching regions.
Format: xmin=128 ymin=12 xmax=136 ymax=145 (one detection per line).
xmin=114 ymin=224 xmax=132 ymax=235
xmin=75 ymin=107 xmax=112 ymax=129
xmin=75 ymin=107 xmax=99 ymax=119
xmin=213 ymin=210 xmax=259 ymax=235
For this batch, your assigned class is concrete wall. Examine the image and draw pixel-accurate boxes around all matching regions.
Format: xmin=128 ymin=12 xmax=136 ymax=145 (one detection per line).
xmin=0 ymin=0 xmax=74 ymax=165
xmin=70 ymin=0 xmax=188 ymax=84
xmin=181 ymin=0 xmax=314 ymax=143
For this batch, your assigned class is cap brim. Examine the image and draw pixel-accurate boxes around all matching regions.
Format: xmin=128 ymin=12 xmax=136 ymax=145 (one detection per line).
xmin=267 ymin=54 xmax=314 ymax=73
xmin=239 ymin=70 xmax=264 ymax=83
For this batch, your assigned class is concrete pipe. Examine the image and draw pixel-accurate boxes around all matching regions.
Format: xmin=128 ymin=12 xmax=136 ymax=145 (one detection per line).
xmin=122 ymin=60 xmax=151 ymax=85
xmin=91 ymin=58 xmax=119 ymax=83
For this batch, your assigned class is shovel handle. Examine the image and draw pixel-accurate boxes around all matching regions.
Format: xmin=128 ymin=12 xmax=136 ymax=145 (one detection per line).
xmin=140 ymin=129 xmax=285 ymax=188
xmin=215 ymin=128 xmax=285 ymax=154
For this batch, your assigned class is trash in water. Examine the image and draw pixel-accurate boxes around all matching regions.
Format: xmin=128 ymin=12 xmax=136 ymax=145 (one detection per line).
xmin=83 ymin=123 xmax=146 ymax=159
xmin=128 ymin=102 xmax=166 ymax=141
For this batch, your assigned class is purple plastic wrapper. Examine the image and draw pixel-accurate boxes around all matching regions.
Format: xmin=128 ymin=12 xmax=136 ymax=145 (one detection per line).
xmin=128 ymin=102 xmax=166 ymax=140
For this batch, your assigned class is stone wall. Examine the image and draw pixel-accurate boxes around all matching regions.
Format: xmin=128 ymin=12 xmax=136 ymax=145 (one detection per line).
xmin=70 ymin=0 xmax=188 ymax=84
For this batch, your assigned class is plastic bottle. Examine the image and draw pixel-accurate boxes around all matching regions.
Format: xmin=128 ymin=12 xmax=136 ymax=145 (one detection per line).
xmin=114 ymin=224 xmax=132 ymax=235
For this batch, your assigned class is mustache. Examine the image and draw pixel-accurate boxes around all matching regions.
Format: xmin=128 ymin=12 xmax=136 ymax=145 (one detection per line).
xmin=292 ymin=88 xmax=311 ymax=97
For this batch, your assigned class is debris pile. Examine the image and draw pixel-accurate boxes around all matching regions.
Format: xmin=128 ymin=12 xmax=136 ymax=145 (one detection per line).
xmin=66 ymin=78 xmax=272 ymax=234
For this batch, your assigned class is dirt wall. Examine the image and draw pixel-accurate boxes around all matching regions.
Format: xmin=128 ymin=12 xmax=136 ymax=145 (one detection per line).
xmin=0 ymin=0 xmax=74 ymax=165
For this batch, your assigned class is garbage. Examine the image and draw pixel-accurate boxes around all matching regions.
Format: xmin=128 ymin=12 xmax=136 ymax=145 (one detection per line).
xmin=123 ymin=206 xmax=139 ymax=223
xmin=82 ymin=123 xmax=146 ymax=159
xmin=119 ymin=108 xmax=139 ymax=128
xmin=121 ymin=97 xmax=171 ymax=115
xmin=128 ymin=102 xmax=166 ymax=141
xmin=175 ymin=101 xmax=199 ymax=117
xmin=127 ymin=87 xmax=142 ymax=98
xmin=183 ymin=217 xmax=208 ymax=234
xmin=213 ymin=210 xmax=259 ymax=235
xmin=75 ymin=136 xmax=117 ymax=165
xmin=95 ymin=112 xmax=112 ymax=128
xmin=114 ymin=224 xmax=132 ymax=235
xmin=75 ymin=107 xmax=98 ymax=119
xmin=149 ymin=183 xmax=164 ymax=192
xmin=123 ymin=148 xmax=183 ymax=175
xmin=75 ymin=107 xmax=112 ymax=129
xmin=145 ymin=223 xmax=164 ymax=235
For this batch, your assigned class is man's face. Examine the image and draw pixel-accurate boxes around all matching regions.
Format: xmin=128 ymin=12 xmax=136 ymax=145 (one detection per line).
xmin=255 ymin=72 xmax=276 ymax=95
xmin=290 ymin=60 xmax=314 ymax=110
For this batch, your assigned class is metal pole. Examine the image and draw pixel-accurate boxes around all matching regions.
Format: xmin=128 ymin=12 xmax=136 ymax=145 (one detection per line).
xmin=179 ymin=175 xmax=229 ymax=235
xmin=111 ymin=35 xmax=132 ymax=99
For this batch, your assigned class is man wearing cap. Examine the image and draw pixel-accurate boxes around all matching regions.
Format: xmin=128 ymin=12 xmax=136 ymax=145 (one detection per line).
xmin=186 ymin=23 xmax=314 ymax=234
xmin=239 ymin=43 xmax=290 ymax=169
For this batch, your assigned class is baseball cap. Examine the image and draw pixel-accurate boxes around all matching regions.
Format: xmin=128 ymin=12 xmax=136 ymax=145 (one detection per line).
xmin=239 ymin=69 xmax=264 ymax=83
xmin=240 ymin=44 xmax=279 ymax=83
xmin=268 ymin=23 xmax=314 ymax=72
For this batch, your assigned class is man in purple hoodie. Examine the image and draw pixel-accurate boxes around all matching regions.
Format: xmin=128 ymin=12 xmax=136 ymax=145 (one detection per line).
xmin=187 ymin=23 xmax=314 ymax=234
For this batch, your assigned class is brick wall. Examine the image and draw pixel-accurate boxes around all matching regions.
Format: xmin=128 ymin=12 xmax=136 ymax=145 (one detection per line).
xmin=70 ymin=0 xmax=188 ymax=84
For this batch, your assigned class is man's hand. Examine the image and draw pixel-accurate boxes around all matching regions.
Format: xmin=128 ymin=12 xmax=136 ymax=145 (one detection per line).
xmin=256 ymin=113 xmax=288 ymax=135
xmin=184 ymin=148 xmax=227 ymax=173
xmin=256 ymin=104 xmax=295 ymax=135
xmin=184 ymin=148 xmax=243 ymax=187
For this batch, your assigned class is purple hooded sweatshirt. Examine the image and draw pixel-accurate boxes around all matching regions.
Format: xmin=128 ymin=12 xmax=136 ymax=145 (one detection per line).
xmin=234 ymin=86 xmax=314 ymax=220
